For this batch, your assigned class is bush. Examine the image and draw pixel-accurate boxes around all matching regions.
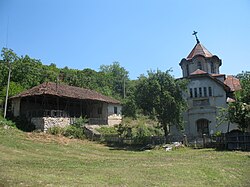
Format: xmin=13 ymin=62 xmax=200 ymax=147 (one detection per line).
xmin=132 ymin=123 xmax=151 ymax=144
xmin=97 ymin=126 xmax=118 ymax=136
xmin=63 ymin=125 xmax=85 ymax=139
xmin=0 ymin=117 xmax=16 ymax=127
xmin=47 ymin=126 xmax=64 ymax=135
xmin=72 ymin=116 xmax=88 ymax=128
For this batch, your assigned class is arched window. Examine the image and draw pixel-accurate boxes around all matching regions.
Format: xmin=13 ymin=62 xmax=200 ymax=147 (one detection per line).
xmin=197 ymin=62 xmax=202 ymax=70
xmin=196 ymin=119 xmax=209 ymax=136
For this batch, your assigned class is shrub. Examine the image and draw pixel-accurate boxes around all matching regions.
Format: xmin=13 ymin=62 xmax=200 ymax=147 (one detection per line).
xmin=97 ymin=126 xmax=118 ymax=136
xmin=72 ymin=116 xmax=88 ymax=128
xmin=63 ymin=125 xmax=85 ymax=139
xmin=47 ymin=126 xmax=64 ymax=135
xmin=0 ymin=117 xmax=16 ymax=127
xmin=132 ymin=123 xmax=151 ymax=144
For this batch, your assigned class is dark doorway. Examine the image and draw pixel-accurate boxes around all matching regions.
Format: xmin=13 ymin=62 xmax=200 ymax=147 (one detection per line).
xmin=196 ymin=119 xmax=209 ymax=136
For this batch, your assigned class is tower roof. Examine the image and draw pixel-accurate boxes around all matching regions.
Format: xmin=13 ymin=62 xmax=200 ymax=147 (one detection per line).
xmin=186 ymin=42 xmax=213 ymax=60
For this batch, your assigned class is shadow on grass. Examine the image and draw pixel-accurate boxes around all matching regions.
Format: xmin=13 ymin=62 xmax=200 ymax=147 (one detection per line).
xmin=103 ymin=142 xmax=153 ymax=152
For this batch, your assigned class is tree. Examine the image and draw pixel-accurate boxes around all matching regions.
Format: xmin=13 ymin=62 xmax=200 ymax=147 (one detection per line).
xmin=225 ymin=71 xmax=250 ymax=131
xmin=236 ymin=71 xmax=250 ymax=104
xmin=228 ymin=102 xmax=250 ymax=132
xmin=135 ymin=70 xmax=187 ymax=142
xmin=100 ymin=62 xmax=129 ymax=99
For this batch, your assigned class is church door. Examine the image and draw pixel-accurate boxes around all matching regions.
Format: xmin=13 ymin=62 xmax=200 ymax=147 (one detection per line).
xmin=196 ymin=119 xmax=209 ymax=136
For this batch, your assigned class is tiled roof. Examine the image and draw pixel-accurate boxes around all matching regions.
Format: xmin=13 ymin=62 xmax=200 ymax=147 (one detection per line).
xmin=224 ymin=75 xmax=241 ymax=92
xmin=11 ymin=82 xmax=120 ymax=104
xmin=190 ymin=69 xmax=207 ymax=75
xmin=186 ymin=43 xmax=213 ymax=60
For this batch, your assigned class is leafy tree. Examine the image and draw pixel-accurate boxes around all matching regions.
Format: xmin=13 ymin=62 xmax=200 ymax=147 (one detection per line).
xmin=228 ymin=102 xmax=250 ymax=132
xmin=1 ymin=82 xmax=25 ymax=98
xmin=135 ymin=70 xmax=187 ymax=142
xmin=236 ymin=71 xmax=250 ymax=104
xmin=224 ymin=71 xmax=250 ymax=131
xmin=100 ymin=62 xmax=129 ymax=99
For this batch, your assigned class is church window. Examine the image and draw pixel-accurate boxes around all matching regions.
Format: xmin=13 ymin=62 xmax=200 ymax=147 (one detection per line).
xmin=211 ymin=62 xmax=215 ymax=74
xmin=197 ymin=62 xmax=202 ymax=70
xmin=203 ymin=87 xmax=207 ymax=97
xmin=208 ymin=87 xmax=212 ymax=96
xmin=190 ymin=88 xmax=193 ymax=98
xmin=199 ymin=87 xmax=202 ymax=97
xmin=194 ymin=88 xmax=198 ymax=97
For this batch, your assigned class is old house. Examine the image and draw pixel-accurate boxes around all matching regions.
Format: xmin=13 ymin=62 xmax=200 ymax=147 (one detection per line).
xmin=172 ymin=35 xmax=241 ymax=139
xmin=11 ymin=82 xmax=122 ymax=131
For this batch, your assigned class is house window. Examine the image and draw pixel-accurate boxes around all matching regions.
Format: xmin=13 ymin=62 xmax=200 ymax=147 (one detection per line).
xmin=98 ymin=107 xmax=102 ymax=115
xmin=114 ymin=106 xmax=118 ymax=114
xmin=203 ymin=87 xmax=207 ymax=97
xmin=194 ymin=88 xmax=198 ymax=98
xmin=199 ymin=87 xmax=202 ymax=97
xmin=197 ymin=62 xmax=202 ymax=70
xmin=208 ymin=87 xmax=212 ymax=96
xmin=189 ymin=88 xmax=193 ymax=98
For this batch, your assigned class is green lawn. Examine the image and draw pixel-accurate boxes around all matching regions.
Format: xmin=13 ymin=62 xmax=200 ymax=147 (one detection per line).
xmin=0 ymin=126 xmax=249 ymax=186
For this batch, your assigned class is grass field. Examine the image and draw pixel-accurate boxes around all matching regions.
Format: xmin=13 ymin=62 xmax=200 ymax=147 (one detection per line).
xmin=0 ymin=126 xmax=250 ymax=186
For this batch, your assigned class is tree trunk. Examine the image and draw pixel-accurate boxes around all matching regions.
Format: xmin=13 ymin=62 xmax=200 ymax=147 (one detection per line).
xmin=163 ymin=124 xmax=170 ymax=143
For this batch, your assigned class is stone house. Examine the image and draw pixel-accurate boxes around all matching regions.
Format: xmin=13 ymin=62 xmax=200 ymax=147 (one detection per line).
xmin=11 ymin=82 xmax=122 ymax=131
xmin=172 ymin=38 xmax=241 ymax=140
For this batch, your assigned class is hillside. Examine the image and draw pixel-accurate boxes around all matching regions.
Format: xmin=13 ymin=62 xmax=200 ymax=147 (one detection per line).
xmin=0 ymin=125 xmax=250 ymax=186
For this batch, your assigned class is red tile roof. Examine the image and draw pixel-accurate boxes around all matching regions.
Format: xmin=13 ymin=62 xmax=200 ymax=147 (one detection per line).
xmin=190 ymin=69 xmax=207 ymax=75
xmin=186 ymin=43 xmax=213 ymax=60
xmin=224 ymin=75 xmax=241 ymax=92
xmin=11 ymin=82 xmax=120 ymax=104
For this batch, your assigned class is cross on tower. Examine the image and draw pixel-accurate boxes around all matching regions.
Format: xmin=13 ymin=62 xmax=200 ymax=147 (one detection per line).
xmin=192 ymin=31 xmax=200 ymax=44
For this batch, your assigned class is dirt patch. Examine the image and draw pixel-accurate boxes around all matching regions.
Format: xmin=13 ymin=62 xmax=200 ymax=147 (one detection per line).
xmin=25 ymin=132 xmax=85 ymax=145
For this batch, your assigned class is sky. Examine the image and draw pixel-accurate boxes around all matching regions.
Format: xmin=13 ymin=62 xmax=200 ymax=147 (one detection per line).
xmin=0 ymin=0 xmax=250 ymax=79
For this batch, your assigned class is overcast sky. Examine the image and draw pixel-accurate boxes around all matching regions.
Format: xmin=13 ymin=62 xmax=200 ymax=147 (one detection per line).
xmin=0 ymin=0 xmax=249 ymax=79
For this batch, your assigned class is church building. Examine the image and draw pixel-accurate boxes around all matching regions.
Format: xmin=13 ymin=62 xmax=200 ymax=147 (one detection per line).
xmin=173 ymin=32 xmax=241 ymax=140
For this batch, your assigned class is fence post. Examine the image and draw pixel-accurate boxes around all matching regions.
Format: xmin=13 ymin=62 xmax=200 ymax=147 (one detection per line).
xmin=203 ymin=134 xmax=206 ymax=148
xmin=183 ymin=134 xmax=188 ymax=146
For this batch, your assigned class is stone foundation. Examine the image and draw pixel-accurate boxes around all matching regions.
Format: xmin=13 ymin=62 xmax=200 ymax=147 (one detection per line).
xmin=108 ymin=114 xmax=122 ymax=126
xmin=31 ymin=117 xmax=70 ymax=132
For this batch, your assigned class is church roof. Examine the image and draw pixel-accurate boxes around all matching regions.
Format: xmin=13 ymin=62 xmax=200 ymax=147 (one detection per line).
xmin=190 ymin=69 xmax=207 ymax=75
xmin=186 ymin=43 xmax=213 ymax=60
xmin=224 ymin=75 xmax=241 ymax=92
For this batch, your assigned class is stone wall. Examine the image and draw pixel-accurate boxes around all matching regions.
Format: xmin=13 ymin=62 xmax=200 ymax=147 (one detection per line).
xmin=108 ymin=114 xmax=122 ymax=126
xmin=31 ymin=117 xmax=70 ymax=132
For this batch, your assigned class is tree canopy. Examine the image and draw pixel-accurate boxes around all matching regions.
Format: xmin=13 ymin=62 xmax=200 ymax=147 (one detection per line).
xmin=135 ymin=70 xmax=187 ymax=141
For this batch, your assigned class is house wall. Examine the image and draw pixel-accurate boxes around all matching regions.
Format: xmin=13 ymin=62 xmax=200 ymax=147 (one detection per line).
xmin=31 ymin=117 xmax=70 ymax=132
xmin=107 ymin=104 xmax=122 ymax=126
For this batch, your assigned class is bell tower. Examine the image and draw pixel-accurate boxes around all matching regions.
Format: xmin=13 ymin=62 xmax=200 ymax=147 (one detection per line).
xmin=180 ymin=32 xmax=222 ymax=77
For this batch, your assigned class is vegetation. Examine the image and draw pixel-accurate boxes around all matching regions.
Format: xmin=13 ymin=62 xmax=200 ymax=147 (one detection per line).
xmin=0 ymin=123 xmax=250 ymax=186
xmin=135 ymin=70 xmax=187 ymax=141
xmin=47 ymin=117 xmax=86 ymax=139
xmin=96 ymin=117 xmax=164 ymax=145
xmin=223 ymin=71 xmax=250 ymax=131
xmin=1 ymin=48 xmax=188 ymax=135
